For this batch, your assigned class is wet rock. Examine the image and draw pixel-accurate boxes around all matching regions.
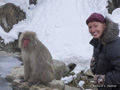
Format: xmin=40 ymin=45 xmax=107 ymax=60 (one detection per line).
xmin=0 ymin=77 xmax=12 ymax=90
xmin=5 ymin=66 xmax=24 ymax=82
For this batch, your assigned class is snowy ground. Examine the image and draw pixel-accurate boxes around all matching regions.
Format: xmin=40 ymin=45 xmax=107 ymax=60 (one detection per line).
xmin=0 ymin=0 xmax=120 ymax=74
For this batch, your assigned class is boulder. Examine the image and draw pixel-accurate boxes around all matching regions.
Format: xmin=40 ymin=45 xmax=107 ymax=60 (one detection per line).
xmin=5 ymin=66 xmax=24 ymax=82
xmin=6 ymin=60 xmax=66 ymax=82
xmin=63 ymin=63 xmax=76 ymax=77
xmin=53 ymin=60 xmax=65 ymax=80
xmin=12 ymin=79 xmax=64 ymax=90
xmin=0 ymin=3 xmax=26 ymax=32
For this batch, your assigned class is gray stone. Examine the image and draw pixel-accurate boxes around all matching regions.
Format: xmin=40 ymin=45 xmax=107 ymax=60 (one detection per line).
xmin=5 ymin=66 xmax=24 ymax=82
xmin=65 ymin=85 xmax=81 ymax=90
xmin=12 ymin=79 xmax=64 ymax=90
xmin=48 ymin=80 xmax=65 ymax=90
xmin=53 ymin=60 xmax=65 ymax=80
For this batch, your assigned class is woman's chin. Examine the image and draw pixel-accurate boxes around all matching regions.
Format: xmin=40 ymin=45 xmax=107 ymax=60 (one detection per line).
xmin=93 ymin=36 xmax=100 ymax=39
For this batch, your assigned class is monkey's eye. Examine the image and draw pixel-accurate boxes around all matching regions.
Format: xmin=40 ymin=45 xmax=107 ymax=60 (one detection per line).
xmin=23 ymin=38 xmax=29 ymax=40
xmin=23 ymin=38 xmax=30 ymax=42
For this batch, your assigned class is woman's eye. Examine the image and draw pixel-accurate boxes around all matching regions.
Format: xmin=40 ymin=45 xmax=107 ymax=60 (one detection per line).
xmin=94 ymin=25 xmax=97 ymax=28
xmin=89 ymin=26 xmax=92 ymax=29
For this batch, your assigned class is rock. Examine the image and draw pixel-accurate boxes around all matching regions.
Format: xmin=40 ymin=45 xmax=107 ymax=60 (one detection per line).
xmin=5 ymin=60 xmax=66 ymax=90
xmin=0 ymin=77 xmax=12 ymax=90
xmin=3 ymin=39 xmax=21 ymax=53
xmin=0 ymin=3 xmax=26 ymax=32
xmin=6 ymin=60 xmax=66 ymax=82
xmin=5 ymin=66 xmax=24 ymax=82
xmin=12 ymin=79 xmax=30 ymax=90
xmin=65 ymin=85 xmax=81 ymax=90
xmin=84 ymin=69 xmax=93 ymax=77
xmin=16 ymin=54 xmax=22 ymax=62
xmin=48 ymin=79 xmax=65 ymax=90
xmin=63 ymin=63 xmax=76 ymax=77
xmin=0 ymin=32 xmax=21 ymax=53
xmin=68 ymin=63 xmax=76 ymax=72
xmin=53 ymin=60 xmax=66 ymax=80
xmin=63 ymin=66 xmax=70 ymax=77
xmin=30 ymin=0 xmax=37 ymax=5
xmin=12 ymin=78 xmax=64 ymax=90
xmin=107 ymin=0 xmax=120 ymax=14
xmin=0 ymin=3 xmax=25 ymax=53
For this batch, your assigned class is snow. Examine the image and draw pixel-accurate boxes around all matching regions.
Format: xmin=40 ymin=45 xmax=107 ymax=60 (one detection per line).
xmin=78 ymin=80 xmax=85 ymax=87
xmin=0 ymin=0 xmax=120 ymax=74
xmin=61 ymin=75 xmax=76 ymax=84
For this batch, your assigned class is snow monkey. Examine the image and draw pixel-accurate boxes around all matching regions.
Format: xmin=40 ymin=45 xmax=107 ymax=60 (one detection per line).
xmin=19 ymin=31 xmax=55 ymax=85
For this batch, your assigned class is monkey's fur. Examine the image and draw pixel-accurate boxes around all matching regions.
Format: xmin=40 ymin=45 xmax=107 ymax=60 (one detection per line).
xmin=19 ymin=31 xmax=55 ymax=85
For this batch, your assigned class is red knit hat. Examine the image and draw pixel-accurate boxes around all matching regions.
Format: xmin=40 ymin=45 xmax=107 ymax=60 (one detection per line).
xmin=86 ymin=13 xmax=105 ymax=25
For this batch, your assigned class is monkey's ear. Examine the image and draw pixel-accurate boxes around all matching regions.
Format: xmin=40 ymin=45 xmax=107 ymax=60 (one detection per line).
xmin=18 ymin=39 xmax=22 ymax=48
xmin=18 ymin=33 xmax=24 ymax=49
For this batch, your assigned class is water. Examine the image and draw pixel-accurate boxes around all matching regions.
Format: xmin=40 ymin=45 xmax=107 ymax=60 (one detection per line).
xmin=0 ymin=56 xmax=21 ymax=90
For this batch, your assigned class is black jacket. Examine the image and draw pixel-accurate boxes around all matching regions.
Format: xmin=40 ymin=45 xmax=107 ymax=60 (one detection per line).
xmin=90 ymin=18 xmax=120 ymax=90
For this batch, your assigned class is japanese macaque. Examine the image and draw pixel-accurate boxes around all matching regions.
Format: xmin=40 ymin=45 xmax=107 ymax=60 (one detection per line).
xmin=19 ymin=31 xmax=55 ymax=85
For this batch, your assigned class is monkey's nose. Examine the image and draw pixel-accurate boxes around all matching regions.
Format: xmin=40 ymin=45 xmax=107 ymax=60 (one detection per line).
xmin=23 ymin=43 xmax=28 ymax=49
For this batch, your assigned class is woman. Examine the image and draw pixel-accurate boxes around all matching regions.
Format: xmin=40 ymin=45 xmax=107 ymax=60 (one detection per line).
xmin=86 ymin=13 xmax=120 ymax=90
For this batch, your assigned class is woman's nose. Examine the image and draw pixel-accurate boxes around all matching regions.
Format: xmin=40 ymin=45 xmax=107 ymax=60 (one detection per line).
xmin=91 ymin=27 xmax=95 ymax=32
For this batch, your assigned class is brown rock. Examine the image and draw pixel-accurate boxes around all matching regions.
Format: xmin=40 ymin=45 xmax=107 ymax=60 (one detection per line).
xmin=0 ymin=3 xmax=26 ymax=32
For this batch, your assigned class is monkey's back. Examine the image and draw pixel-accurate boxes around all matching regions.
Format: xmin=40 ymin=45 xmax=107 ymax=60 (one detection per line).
xmin=30 ymin=40 xmax=55 ymax=83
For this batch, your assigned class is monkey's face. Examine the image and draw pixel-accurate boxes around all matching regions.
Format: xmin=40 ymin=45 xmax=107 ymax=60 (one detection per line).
xmin=22 ymin=37 xmax=30 ymax=49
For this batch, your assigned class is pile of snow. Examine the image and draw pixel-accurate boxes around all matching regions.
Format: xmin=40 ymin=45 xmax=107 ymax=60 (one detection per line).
xmin=61 ymin=75 xmax=76 ymax=84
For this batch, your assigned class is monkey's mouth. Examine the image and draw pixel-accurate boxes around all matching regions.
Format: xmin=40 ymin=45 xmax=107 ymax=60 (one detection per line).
xmin=23 ymin=44 xmax=28 ymax=49
xmin=23 ymin=46 xmax=28 ymax=49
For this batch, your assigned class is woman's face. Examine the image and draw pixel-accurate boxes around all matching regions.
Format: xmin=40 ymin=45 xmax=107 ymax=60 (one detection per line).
xmin=88 ymin=22 xmax=106 ymax=39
